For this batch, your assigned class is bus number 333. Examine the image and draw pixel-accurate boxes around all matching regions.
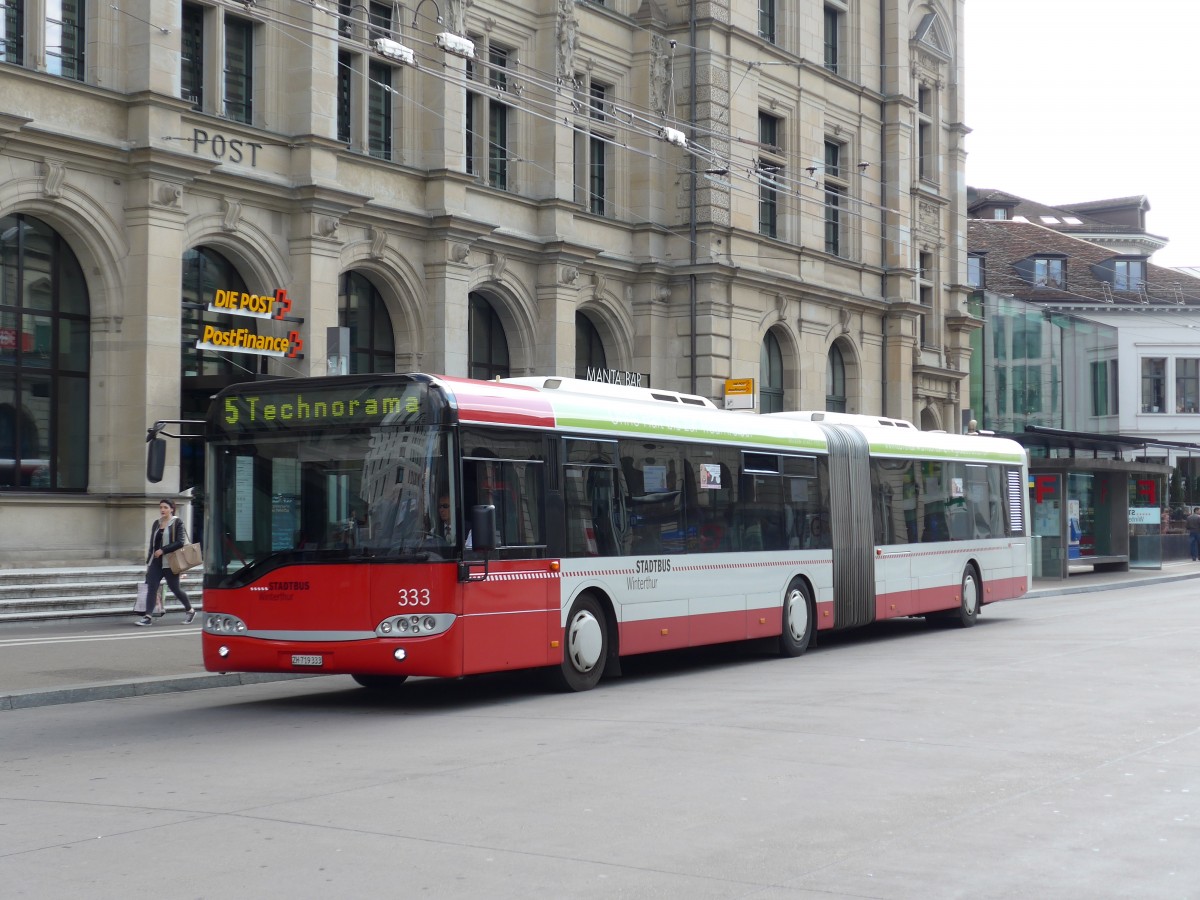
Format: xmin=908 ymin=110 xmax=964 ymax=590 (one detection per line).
xmin=397 ymin=588 xmax=431 ymax=606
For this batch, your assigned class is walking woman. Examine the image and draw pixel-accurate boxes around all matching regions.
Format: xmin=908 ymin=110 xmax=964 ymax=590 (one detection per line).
xmin=136 ymin=499 xmax=196 ymax=626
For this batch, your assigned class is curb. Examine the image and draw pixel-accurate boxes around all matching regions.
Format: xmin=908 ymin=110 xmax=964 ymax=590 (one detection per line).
xmin=0 ymin=672 xmax=319 ymax=711
xmin=1024 ymin=568 xmax=1200 ymax=600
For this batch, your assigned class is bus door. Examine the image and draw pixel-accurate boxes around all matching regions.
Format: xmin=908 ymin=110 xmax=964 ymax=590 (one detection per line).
xmin=459 ymin=449 xmax=558 ymax=674
xmin=819 ymin=424 xmax=876 ymax=628
xmin=869 ymin=457 xmax=917 ymax=618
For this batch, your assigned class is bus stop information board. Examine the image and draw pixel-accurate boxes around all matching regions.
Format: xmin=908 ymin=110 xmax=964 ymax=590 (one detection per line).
xmin=724 ymin=378 xmax=755 ymax=410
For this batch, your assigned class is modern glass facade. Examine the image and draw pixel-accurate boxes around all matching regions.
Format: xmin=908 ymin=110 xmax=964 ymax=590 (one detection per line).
xmin=969 ymin=292 xmax=1118 ymax=433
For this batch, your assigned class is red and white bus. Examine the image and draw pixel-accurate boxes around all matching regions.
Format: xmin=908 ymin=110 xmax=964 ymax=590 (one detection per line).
xmin=198 ymin=373 xmax=1029 ymax=691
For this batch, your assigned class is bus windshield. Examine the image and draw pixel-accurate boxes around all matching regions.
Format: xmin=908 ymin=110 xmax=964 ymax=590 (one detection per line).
xmin=206 ymin=423 xmax=455 ymax=582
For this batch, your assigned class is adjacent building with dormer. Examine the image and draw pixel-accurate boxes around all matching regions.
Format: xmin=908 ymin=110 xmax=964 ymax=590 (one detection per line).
xmin=967 ymin=202 xmax=1200 ymax=490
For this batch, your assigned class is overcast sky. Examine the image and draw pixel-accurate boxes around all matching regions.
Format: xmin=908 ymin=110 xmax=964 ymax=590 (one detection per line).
xmin=964 ymin=1 xmax=1199 ymax=268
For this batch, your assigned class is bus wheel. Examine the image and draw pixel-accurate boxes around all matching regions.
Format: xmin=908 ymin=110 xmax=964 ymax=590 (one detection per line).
xmin=954 ymin=568 xmax=981 ymax=628
xmin=779 ymin=579 xmax=814 ymax=657
xmin=554 ymin=594 xmax=608 ymax=692
xmin=351 ymin=674 xmax=409 ymax=691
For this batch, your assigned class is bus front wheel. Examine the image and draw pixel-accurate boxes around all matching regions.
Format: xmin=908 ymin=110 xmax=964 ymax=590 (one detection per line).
xmin=553 ymin=594 xmax=608 ymax=692
xmin=954 ymin=568 xmax=981 ymax=628
xmin=779 ymin=578 xmax=814 ymax=657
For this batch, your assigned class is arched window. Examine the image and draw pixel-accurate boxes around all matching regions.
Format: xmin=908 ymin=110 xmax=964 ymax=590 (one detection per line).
xmin=468 ymin=293 xmax=510 ymax=380
xmin=0 ymin=214 xmax=89 ymax=490
xmin=760 ymin=330 xmax=784 ymax=413
xmin=339 ymin=271 xmax=395 ymax=374
xmin=826 ymin=342 xmax=847 ymax=412
xmin=575 ymin=313 xmax=606 ymax=379
xmin=181 ymin=247 xmax=256 ymax=381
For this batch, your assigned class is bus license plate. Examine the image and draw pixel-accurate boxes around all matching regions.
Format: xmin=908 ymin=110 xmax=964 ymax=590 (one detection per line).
xmin=292 ymin=654 xmax=324 ymax=667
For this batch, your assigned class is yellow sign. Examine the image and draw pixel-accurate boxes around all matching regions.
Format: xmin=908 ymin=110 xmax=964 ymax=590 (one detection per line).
xmin=724 ymin=378 xmax=755 ymax=410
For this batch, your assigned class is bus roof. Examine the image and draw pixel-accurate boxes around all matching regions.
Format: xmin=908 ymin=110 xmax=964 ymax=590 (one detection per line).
xmin=501 ymin=376 xmax=716 ymax=408
xmin=437 ymin=375 xmax=826 ymax=452
xmin=439 ymin=377 xmax=1026 ymax=464
xmin=208 ymin=374 xmax=1025 ymax=465
xmin=769 ymin=411 xmax=917 ymax=429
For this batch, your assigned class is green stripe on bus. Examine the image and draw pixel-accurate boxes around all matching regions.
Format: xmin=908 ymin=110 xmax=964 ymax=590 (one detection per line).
xmin=554 ymin=416 xmax=826 ymax=450
xmin=869 ymin=443 xmax=1024 ymax=464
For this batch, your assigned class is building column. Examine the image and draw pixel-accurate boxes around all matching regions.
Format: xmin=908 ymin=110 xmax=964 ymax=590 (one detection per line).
xmin=422 ymin=237 xmax=475 ymax=377
xmin=535 ymin=261 xmax=583 ymax=377
xmin=884 ymin=308 xmax=918 ymax=422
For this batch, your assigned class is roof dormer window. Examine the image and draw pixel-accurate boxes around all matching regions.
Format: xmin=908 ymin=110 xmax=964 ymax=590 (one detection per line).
xmin=1034 ymin=257 xmax=1064 ymax=288
xmin=1114 ymin=259 xmax=1145 ymax=292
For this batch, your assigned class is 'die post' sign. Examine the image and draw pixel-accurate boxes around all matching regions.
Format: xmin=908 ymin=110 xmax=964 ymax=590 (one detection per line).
xmin=196 ymin=287 xmax=304 ymax=359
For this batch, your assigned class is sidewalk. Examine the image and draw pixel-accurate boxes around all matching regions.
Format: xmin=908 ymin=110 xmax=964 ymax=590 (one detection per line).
xmin=1023 ymin=558 xmax=1200 ymax=599
xmin=4 ymin=563 xmax=1198 ymax=712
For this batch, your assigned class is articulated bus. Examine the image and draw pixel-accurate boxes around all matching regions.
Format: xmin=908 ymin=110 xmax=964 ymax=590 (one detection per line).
xmin=197 ymin=373 xmax=1029 ymax=691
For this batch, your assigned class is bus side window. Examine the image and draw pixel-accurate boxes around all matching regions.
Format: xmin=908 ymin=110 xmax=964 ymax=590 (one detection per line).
xmin=693 ymin=460 xmax=734 ymax=553
xmin=564 ymin=461 xmax=621 ymax=557
xmin=462 ymin=436 xmax=547 ymax=557
xmin=619 ymin=441 xmax=683 ymax=555
xmin=870 ymin=460 xmax=891 ymax=545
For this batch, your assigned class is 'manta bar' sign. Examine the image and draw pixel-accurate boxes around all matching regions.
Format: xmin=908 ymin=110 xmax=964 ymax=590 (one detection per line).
xmin=196 ymin=287 xmax=304 ymax=359
xmin=585 ymin=367 xmax=648 ymax=387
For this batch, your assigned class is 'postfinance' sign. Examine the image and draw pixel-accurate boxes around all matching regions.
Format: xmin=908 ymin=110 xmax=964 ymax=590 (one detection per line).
xmin=197 ymin=324 xmax=303 ymax=358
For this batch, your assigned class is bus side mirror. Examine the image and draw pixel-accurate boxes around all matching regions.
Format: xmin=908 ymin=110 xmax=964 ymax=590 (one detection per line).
xmin=471 ymin=504 xmax=497 ymax=552
xmin=147 ymin=437 xmax=167 ymax=483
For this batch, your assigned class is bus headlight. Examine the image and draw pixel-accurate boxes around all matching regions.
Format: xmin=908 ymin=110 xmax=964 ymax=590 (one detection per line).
xmin=375 ymin=613 xmax=455 ymax=637
xmin=204 ymin=613 xmax=248 ymax=635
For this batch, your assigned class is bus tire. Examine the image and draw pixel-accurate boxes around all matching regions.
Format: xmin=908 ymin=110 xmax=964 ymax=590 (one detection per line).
xmin=553 ymin=594 xmax=608 ymax=692
xmin=954 ymin=567 xmax=981 ymax=628
xmin=351 ymin=674 xmax=409 ymax=690
xmin=779 ymin=578 xmax=814 ymax=657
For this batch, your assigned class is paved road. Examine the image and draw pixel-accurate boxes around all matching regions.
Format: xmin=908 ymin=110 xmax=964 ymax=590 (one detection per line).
xmin=3 ymin=580 xmax=1200 ymax=898
xmin=3 ymin=564 xmax=1196 ymax=709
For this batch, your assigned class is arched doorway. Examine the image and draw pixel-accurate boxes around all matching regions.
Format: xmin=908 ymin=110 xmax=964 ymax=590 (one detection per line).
xmin=576 ymin=312 xmax=606 ymax=379
xmin=468 ymin=293 xmax=510 ymax=380
xmin=826 ymin=342 xmax=847 ymax=412
xmin=179 ymin=247 xmax=265 ymax=538
xmin=760 ymin=330 xmax=785 ymax=413
xmin=339 ymin=271 xmax=396 ymax=374
xmin=180 ymin=246 xmax=264 ymax=416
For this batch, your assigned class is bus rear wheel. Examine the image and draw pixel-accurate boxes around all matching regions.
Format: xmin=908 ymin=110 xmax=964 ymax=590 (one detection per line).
xmin=552 ymin=594 xmax=608 ymax=692
xmin=954 ymin=567 xmax=981 ymax=628
xmin=351 ymin=674 xmax=409 ymax=691
xmin=779 ymin=578 xmax=814 ymax=657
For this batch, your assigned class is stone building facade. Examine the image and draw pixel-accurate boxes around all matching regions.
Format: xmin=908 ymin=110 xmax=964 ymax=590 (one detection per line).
xmin=0 ymin=0 xmax=973 ymax=563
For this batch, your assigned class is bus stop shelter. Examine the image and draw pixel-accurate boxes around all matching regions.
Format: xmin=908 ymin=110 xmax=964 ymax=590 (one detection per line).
xmin=1004 ymin=427 xmax=1175 ymax=581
